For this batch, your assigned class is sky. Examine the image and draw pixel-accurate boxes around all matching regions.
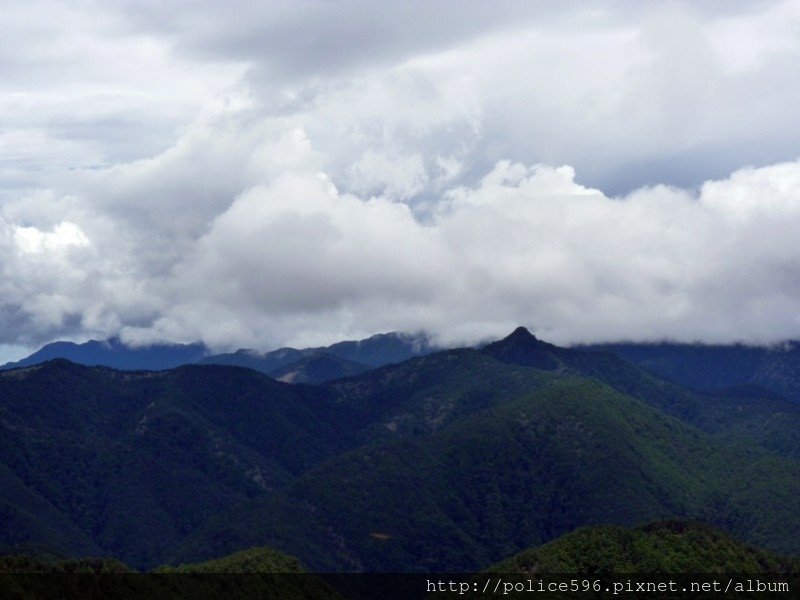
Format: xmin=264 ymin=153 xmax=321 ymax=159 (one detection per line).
xmin=2 ymin=0 xmax=800 ymax=359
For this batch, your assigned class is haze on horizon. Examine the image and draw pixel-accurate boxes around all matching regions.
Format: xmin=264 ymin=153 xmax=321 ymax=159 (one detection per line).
xmin=2 ymin=0 xmax=800 ymax=362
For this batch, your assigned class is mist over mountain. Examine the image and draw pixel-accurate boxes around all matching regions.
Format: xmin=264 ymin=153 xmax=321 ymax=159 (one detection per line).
xmin=10 ymin=328 xmax=800 ymax=402
xmin=1 ymin=332 xmax=435 ymax=384
xmin=200 ymin=331 xmax=434 ymax=381
xmin=0 ymin=338 xmax=209 ymax=372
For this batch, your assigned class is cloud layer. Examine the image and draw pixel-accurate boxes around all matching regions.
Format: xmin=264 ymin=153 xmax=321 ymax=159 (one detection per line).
xmin=2 ymin=1 xmax=800 ymax=352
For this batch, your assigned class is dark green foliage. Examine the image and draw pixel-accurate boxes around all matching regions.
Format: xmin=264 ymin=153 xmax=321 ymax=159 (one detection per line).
xmin=481 ymin=327 xmax=710 ymax=422
xmin=485 ymin=328 xmax=800 ymax=461
xmin=0 ymin=549 xmax=341 ymax=600
xmin=155 ymin=547 xmax=305 ymax=573
xmin=3 ymin=328 xmax=800 ymax=574
xmin=329 ymin=348 xmax=551 ymax=438
xmin=176 ymin=379 xmax=800 ymax=571
xmin=489 ymin=521 xmax=797 ymax=573
xmin=0 ymin=362 xmax=355 ymax=568
xmin=0 ymin=546 xmax=307 ymax=574
xmin=0 ymin=554 xmax=132 ymax=573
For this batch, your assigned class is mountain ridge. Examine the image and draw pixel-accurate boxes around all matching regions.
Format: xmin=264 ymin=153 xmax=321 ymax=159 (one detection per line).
xmin=0 ymin=338 xmax=209 ymax=372
xmin=173 ymin=376 xmax=800 ymax=571
xmin=2 ymin=332 xmax=435 ymax=383
xmin=3 ymin=328 xmax=800 ymax=572
xmin=585 ymin=340 xmax=800 ymax=403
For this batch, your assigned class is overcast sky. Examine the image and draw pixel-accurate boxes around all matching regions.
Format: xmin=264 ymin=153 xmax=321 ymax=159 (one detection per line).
xmin=2 ymin=1 xmax=800 ymax=358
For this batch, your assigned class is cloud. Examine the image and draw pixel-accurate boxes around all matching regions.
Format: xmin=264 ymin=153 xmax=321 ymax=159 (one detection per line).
xmin=3 ymin=2 xmax=800 ymax=351
xmin=10 ymin=1 xmax=800 ymax=199
xmin=5 ymin=102 xmax=800 ymax=349
xmin=0 ymin=1 xmax=244 ymax=202
xmin=71 ymin=141 xmax=800 ymax=349
xmin=347 ymin=150 xmax=428 ymax=199
xmin=115 ymin=0 xmax=559 ymax=82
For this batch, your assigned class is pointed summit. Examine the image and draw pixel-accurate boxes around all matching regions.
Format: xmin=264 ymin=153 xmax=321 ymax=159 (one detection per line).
xmin=506 ymin=326 xmax=538 ymax=342
xmin=482 ymin=326 xmax=560 ymax=370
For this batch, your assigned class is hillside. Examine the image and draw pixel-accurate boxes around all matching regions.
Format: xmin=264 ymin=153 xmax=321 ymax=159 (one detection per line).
xmin=0 ymin=548 xmax=339 ymax=600
xmin=174 ymin=378 xmax=800 ymax=571
xmin=272 ymin=353 xmax=369 ymax=384
xmin=0 ymin=361 xmax=356 ymax=568
xmin=0 ymin=546 xmax=306 ymax=574
xmin=484 ymin=328 xmax=800 ymax=461
xmin=2 ymin=329 xmax=800 ymax=573
xmin=489 ymin=521 xmax=797 ymax=573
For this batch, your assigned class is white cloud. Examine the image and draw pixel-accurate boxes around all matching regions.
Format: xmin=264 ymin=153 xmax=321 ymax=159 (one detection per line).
xmin=112 ymin=152 xmax=800 ymax=349
xmin=3 ymin=2 xmax=800 ymax=352
xmin=13 ymin=221 xmax=89 ymax=254
xmin=5 ymin=105 xmax=800 ymax=349
xmin=347 ymin=150 xmax=428 ymax=199
xmin=0 ymin=0 xmax=245 ymax=202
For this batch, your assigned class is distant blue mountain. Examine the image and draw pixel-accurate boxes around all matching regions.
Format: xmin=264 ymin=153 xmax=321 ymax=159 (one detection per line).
xmin=0 ymin=338 xmax=210 ymax=371
xmin=326 ymin=331 xmax=435 ymax=367
xmin=1 ymin=331 xmax=436 ymax=381
xmin=200 ymin=332 xmax=436 ymax=381
xmin=585 ymin=341 xmax=800 ymax=403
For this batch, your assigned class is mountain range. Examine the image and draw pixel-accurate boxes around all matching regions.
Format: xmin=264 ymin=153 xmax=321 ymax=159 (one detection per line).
xmin=0 ymin=337 xmax=210 ymax=372
xmin=1 ymin=327 xmax=799 ymax=573
xmin=0 ymin=332 xmax=434 ymax=385
xmin=9 ymin=330 xmax=800 ymax=401
xmin=586 ymin=340 xmax=800 ymax=403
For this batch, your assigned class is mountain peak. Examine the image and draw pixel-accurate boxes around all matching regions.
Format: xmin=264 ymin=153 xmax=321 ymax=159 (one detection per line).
xmin=482 ymin=326 xmax=559 ymax=370
xmin=506 ymin=326 xmax=538 ymax=342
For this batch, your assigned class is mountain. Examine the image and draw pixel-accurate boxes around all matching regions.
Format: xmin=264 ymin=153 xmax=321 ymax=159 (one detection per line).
xmin=200 ymin=332 xmax=434 ymax=380
xmin=1 ymin=331 xmax=434 ymax=383
xmin=175 ymin=375 xmax=800 ymax=571
xmin=585 ymin=341 xmax=800 ymax=403
xmin=325 ymin=332 xmax=435 ymax=367
xmin=481 ymin=326 xmax=563 ymax=370
xmin=198 ymin=347 xmax=315 ymax=374
xmin=271 ymin=353 xmax=370 ymax=384
xmin=488 ymin=520 xmax=797 ymax=573
xmin=3 ymin=328 xmax=800 ymax=573
xmin=0 ymin=338 xmax=209 ymax=371
xmin=0 ymin=360 xmax=360 ymax=568
xmin=480 ymin=328 xmax=800 ymax=461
